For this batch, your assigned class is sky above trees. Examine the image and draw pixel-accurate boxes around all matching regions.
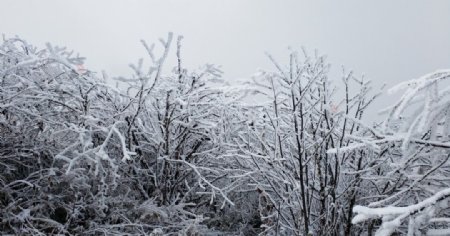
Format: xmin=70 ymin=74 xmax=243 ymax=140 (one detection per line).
xmin=1 ymin=0 xmax=449 ymax=119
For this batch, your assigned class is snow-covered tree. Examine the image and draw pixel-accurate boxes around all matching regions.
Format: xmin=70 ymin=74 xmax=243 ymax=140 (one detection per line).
xmin=342 ymin=70 xmax=450 ymax=235
xmin=2 ymin=34 xmax=446 ymax=236
xmin=235 ymin=49 xmax=381 ymax=235
xmin=0 ymin=36 xmax=134 ymax=234
xmin=0 ymin=34 xmax=242 ymax=235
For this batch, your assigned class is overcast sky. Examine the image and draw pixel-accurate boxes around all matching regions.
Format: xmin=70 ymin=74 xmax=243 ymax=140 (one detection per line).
xmin=1 ymin=0 xmax=449 ymax=120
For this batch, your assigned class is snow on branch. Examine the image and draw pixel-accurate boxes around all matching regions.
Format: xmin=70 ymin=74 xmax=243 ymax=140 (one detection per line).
xmin=353 ymin=188 xmax=450 ymax=236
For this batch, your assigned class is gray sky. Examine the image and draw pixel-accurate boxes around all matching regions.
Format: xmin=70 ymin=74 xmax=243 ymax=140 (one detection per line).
xmin=1 ymin=0 xmax=449 ymax=120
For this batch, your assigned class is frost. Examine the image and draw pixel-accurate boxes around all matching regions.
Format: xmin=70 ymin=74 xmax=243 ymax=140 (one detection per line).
xmin=16 ymin=209 xmax=30 ymax=222
xmin=1 ymin=35 xmax=449 ymax=236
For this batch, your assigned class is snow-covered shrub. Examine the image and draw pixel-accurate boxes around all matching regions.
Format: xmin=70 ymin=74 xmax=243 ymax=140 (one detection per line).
xmin=0 ymin=37 xmax=131 ymax=234
xmin=3 ymin=33 xmax=447 ymax=236
xmin=0 ymin=35 xmax=240 ymax=235
xmin=344 ymin=70 xmax=450 ymax=235
xmin=235 ymin=50 xmax=382 ymax=235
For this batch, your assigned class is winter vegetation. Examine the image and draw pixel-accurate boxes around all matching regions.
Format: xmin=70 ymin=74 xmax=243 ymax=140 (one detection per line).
xmin=1 ymin=34 xmax=449 ymax=235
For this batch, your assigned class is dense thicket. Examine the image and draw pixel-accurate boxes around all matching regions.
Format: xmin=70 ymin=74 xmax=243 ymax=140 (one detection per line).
xmin=1 ymin=35 xmax=449 ymax=236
